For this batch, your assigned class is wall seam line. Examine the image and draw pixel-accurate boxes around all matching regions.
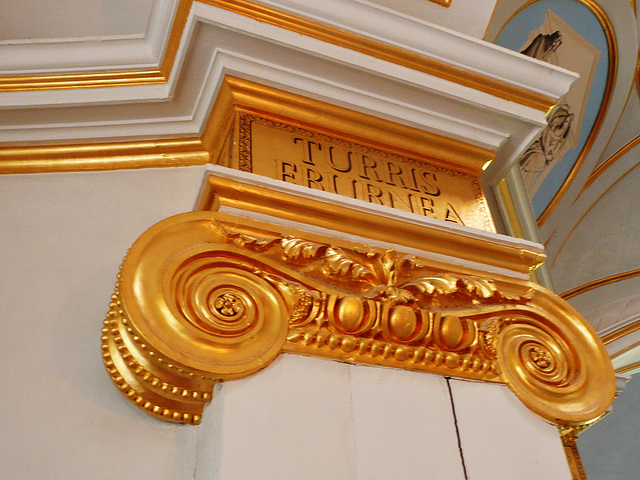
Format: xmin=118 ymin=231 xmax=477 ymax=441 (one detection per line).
xmin=446 ymin=377 xmax=470 ymax=480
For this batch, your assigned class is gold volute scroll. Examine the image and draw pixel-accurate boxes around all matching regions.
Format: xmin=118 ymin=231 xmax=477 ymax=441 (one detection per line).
xmin=102 ymin=209 xmax=615 ymax=425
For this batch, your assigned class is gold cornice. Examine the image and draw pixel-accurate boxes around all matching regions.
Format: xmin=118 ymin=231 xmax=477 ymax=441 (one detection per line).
xmin=207 ymin=76 xmax=496 ymax=176
xmin=0 ymin=75 xmax=493 ymax=174
xmin=197 ymin=173 xmax=544 ymax=275
xmin=0 ymin=138 xmax=209 ymax=174
xmin=102 ymin=209 xmax=615 ymax=424
xmin=561 ymin=269 xmax=640 ymax=301
xmin=0 ymin=75 xmax=493 ymax=175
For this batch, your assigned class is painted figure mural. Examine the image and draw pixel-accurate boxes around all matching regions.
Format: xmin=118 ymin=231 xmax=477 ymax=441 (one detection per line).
xmin=512 ymin=9 xmax=601 ymax=203
xmin=520 ymin=103 xmax=574 ymax=192
xmin=521 ymin=30 xmax=563 ymax=61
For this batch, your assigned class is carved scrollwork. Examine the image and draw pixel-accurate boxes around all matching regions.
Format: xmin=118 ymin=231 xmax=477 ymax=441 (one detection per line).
xmin=478 ymin=311 xmax=611 ymax=424
xmin=102 ymin=211 xmax=614 ymax=425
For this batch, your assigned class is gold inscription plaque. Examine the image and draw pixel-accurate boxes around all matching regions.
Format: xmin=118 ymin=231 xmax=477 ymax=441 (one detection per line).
xmin=234 ymin=113 xmax=494 ymax=231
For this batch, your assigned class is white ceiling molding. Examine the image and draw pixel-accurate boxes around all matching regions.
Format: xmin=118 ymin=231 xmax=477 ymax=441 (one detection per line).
xmin=0 ymin=0 xmax=178 ymax=75
xmin=0 ymin=0 xmax=574 ymax=173
xmin=352 ymin=0 xmax=498 ymax=39
xmin=257 ymin=0 xmax=576 ymax=100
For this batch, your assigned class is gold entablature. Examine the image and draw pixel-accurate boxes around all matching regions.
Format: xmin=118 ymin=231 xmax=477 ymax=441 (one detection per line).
xmin=102 ymin=207 xmax=614 ymax=426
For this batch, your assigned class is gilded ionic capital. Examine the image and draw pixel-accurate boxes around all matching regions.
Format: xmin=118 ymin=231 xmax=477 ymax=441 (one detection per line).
xmin=102 ymin=210 xmax=614 ymax=425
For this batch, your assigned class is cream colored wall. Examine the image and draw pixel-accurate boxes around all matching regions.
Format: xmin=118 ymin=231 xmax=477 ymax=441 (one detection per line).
xmin=0 ymin=167 xmax=205 ymax=479
xmin=0 ymin=167 xmax=570 ymax=479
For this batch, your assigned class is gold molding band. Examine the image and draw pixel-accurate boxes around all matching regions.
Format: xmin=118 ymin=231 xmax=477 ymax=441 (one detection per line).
xmin=0 ymin=70 xmax=167 ymax=92
xmin=102 ymin=209 xmax=614 ymax=425
xmin=0 ymin=138 xmax=209 ymax=174
xmin=616 ymin=361 xmax=640 ymax=374
xmin=602 ymin=317 xmax=640 ymax=345
xmin=560 ymin=268 xmax=640 ymax=301
xmin=583 ymin=134 xmax=640 ymax=191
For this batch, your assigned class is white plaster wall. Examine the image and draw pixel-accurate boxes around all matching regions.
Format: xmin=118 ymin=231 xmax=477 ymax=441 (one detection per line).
xmin=0 ymin=167 xmax=206 ymax=479
xmin=196 ymin=353 xmax=572 ymax=480
xmin=197 ymin=355 xmax=466 ymax=480
xmin=449 ymin=379 xmax=572 ymax=480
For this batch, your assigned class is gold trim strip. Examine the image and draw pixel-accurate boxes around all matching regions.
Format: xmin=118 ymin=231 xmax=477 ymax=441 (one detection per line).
xmin=197 ymin=173 xmax=546 ymax=275
xmin=199 ymin=0 xmax=555 ymax=111
xmin=550 ymin=160 xmax=640 ymax=267
xmin=584 ymin=134 xmax=640 ymax=191
xmin=602 ymin=317 xmax=640 ymax=345
xmin=0 ymin=0 xmax=192 ymax=92
xmin=562 ymin=438 xmax=589 ymax=480
xmin=496 ymin=178 xmax=527 ymax=239
xmin=0 ymin=138 xmax=209 ymax=174
xmin=495 ymin=179 xmax=543 ymax=284
xmin=609 ymin=339 xmax=640 ymax=359
xmin=560 ymin=269 xmax=640 ymax=301
xmin=617 ymin=361 xmax=640 ymax=374
xmin=159 ymin=0 xmax=193 ymax=79
xmin=0 ymin=70 xmax=166 ymax=92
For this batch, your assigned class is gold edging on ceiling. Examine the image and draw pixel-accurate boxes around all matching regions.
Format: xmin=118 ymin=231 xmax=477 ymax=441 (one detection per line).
xmin=602 ymin=316 xmax=640 ymax=345
xmin=561 ymin=269 xmax=640 ymax=301
xmin=102 ymin=208 xmax=615 ymax=425
xmin=616 ymin=361 xmax=640 ymax=374
xmin=0 ymin=0 xmax=193 ymax=92
xmin=0 ymin=0 xmax=554 ymax=112
xmin=583 ymin=132 xmax=640 ymax=192
xmin=609 ymin=339 xmax=640 ymax=359
xmin=580 ymin=67 xmax=638 ymax=192
xmin=429 ymin=0 xmax=452 ymax=6
xmin=549 ymin=158 xmax=640 ymax=268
